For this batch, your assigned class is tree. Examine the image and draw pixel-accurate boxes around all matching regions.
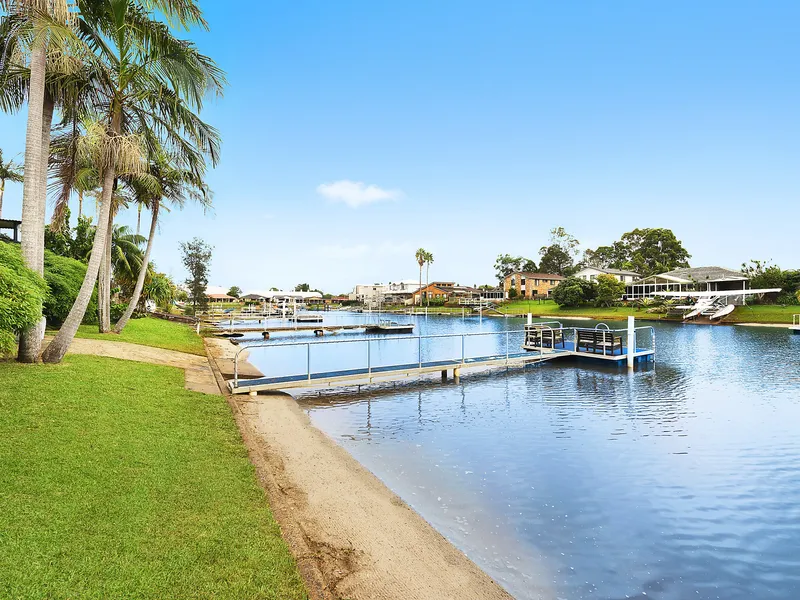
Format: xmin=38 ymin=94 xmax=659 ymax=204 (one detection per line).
xmin=42 ymin=0 xmax=224 ymax=364
xmin=114 ymin=150 xmax=211 ymax=333
xmin=551 ymin=277 xmax=597 ymax=307
xmin=180 ymin=237 xmax=212 ymax=314
xmin=142 ymin=271 xmax=175 ymax=311
xmin=539 ymin=227 xmax=580 ymax=276
xmin=0 ymin=148 xmax=23 ymax=218
xmin=581 ymin=246 xmax=615 ymax=269
xmin=228 ymin=286 xmax=242 ymax=298
xmin=494 ymin=254 xmax=537 ymax=283
xmin=0 ymin=240 xmax=47 ymax=355
xmin=294 ymin=283 xmax=310 ymax=292
xmin=616 ymin=228 xmax=690 ymax=276
xmin=424 ymin=250 xmax=434 ymax=307
xmin=594 ymin=274 xmax=626 ymax=307
xmin=415 ymin=247 xmax=427 ymax=305
xmin=538 ymin=245 xmax=574 ymax=276
xmin=3 ymin=0 xmax=74 ymax=361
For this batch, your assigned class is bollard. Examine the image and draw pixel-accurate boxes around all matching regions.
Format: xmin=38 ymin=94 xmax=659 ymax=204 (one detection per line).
xmin=627 ymin=316 xmax=635 ymax=370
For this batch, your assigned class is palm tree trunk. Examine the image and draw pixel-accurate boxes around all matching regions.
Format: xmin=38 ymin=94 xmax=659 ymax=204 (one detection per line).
xmin=0 ymin=179 xmax=4 ymax=219
xmin=425 ymin=264 xmax=429 ymax=308
xmin=78 ymin=190 xmax=83 ymax=218
xmin=42 ymin=166 xmax=116 ymax=364
xmin=115 ymin=201 xmax=158 ymax=332
xmin=98 ymin=210 xmax=113 ymax=332
xmin=136 ymin=202 xmax=142 ymax=235
xmin=418 ymin=265 xmax=423 ymax=306
xmin=18 ymin=73 xmax=52 ymax=363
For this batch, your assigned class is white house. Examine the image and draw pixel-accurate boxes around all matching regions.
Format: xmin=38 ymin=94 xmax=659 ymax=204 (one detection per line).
xmin=574 ymin=267 xmax=640 ymax=284
xmin=349 ymin=280 xmax=421 ymax=304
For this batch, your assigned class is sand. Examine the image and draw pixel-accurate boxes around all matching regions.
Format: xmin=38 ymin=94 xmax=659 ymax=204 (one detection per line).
xmin=229 ymin=393 xmax=516 ymax=600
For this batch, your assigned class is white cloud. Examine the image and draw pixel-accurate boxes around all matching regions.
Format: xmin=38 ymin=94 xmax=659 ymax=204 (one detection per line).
xmin=316 ymin=179 xmax=402 ymax=208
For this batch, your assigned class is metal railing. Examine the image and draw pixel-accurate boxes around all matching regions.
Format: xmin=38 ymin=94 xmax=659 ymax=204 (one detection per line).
xmin=232 ymin=329 xmax=530 ymax=388
xmin=232 ymin=323 xmax=658 ymax=389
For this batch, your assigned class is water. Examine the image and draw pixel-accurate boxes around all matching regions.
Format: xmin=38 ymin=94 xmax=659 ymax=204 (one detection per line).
xmin=244 ymin=312 xmax=800 ymax=599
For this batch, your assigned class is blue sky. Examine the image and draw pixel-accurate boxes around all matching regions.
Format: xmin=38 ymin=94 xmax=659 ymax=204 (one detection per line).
xmin=1 ymin=1 xmax=799 ymax=294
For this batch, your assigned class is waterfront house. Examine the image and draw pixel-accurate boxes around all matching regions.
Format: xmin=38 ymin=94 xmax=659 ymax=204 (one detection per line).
xmin=503 ymin=272 xmax=564 ymax=299
xmin=411 ymin=282 xmax=480 ymax=305
xmin=207 ymin=293 xmax=238 ymax=303
xmin=574 ymin=267 xmax=640 ymax=284
xmin=626 ymin=266 xmax=751 ymax=304
xmin=349 ymin=280 xmax=421 ymax=304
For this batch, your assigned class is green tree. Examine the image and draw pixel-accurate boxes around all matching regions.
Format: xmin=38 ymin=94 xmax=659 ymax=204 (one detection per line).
xmin=494 ymin=254 xmax=537 ymax=283
xmin=594 ymin=274 xmax=626 ymax=307
xmin=180 ymin=237 xmax=212 ymax=314
xmin=415 ymin=247 xmax=428 ymax=305
xmin=143 ymin=271 xmax=176 ymax=311
xmin=294 ymin=283 xmax=310 ymax=292
xmin=228 ymin=286 xmax=242 ymax=298
xmin=42 ymin=0 xmax=224 ymax=364
xmin=114 ymin=150 xmax=211 ymax=333
xmin=424 ymin=250 xmax=434 ymax=307
xmin=538 ymin=245 xmax=574 ymax=276
xmin=0 ymin=240 xmax=47 ymax=355
xmin=42 ymin=248 xmax=98 ymax=326
xmin=551 ymin=276 xmax=597 ymax=307
xmin=0 ymin=148 xmax=23 ymax=218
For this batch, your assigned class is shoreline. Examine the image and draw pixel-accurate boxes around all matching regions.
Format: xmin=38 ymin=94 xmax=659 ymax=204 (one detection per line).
xmin=229 ymin=391 xmax=516 ymax=599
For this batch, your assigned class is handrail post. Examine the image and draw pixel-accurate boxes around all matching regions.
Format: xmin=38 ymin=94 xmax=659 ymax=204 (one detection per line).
xmin=367 ymin=338 xmax=371 ymax=375
xmin=461 ymin=334 xmax=465 ymax=364
xmin=234 ymin=350 xmax=239 ymax=388
xmin=506 ymin=331 xmax=510 ymax=364
xmin=307 ymin=343 xmax=311 ymax=381
xmin=627 ymin=316 xmax=635 ymax=369
xmin=418 ymin=336 xmax=422 ymax=369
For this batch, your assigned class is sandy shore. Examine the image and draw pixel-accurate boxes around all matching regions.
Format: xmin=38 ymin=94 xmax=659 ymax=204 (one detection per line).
xmin=228 ymin=392 xmax=516 ymax=600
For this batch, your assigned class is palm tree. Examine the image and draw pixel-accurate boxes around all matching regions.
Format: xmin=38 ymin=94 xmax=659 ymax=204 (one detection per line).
xmin=42 ymin=0 xmax=223 ymax=363
xmin=415 ymin=248 xmax=427 ymax=306
xmin=114 ymin=149 xmax=210 ymax=332
xmin=1 ymin=0 xmax=74 ymax=361
xmin=109 ymin=223 xmax=145 ymax=292
xmin=424 ymin=251 xmax=434 ymax=308
xmin=0 ymin=149 xmax=23 ymax=218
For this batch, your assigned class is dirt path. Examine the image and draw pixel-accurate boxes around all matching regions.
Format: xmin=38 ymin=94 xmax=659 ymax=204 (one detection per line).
xmin=55 ymin=338 xmax=221 ymax=395
xmin=234 ymin=393 xmax=517 ymax=600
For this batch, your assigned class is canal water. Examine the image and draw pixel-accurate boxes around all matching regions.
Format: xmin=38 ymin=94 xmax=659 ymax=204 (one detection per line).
xmin=243 ymin=312 xmax=800 ymax=600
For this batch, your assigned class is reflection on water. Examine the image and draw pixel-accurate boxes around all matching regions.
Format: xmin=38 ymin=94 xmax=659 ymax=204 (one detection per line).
xmin=253 ymin=313 xmax=800 ymax=599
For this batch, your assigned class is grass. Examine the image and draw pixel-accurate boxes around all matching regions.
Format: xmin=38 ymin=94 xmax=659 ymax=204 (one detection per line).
xmin=0 ymin=355 xmax=306 ymax=599
xmin=727 ymin=304 xmax=800 ymax=323
xmin=73 ymin=317 xmax=206 ymax=355
xmin=498 ymin=299 xmax=661 ymax=320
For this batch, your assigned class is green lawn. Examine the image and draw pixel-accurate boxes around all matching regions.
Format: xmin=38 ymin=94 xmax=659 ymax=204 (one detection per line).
xmin=727 ymin=304 xmax=800 ymax=323
xmin=0 ymin=355 xmax=306 ymax=600
xmin=74 ymin=317 xmax=206 ymax=355
xmin=498 ymin=299 xmax=660 ymax=320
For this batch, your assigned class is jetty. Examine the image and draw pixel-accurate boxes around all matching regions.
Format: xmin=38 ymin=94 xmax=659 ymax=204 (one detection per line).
xmin=228 ymin=317 xmax=655 ymax=394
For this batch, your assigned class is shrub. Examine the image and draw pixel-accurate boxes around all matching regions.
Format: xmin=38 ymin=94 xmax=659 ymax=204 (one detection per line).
xmin=0 ymin=242 xmax=48 ymax=356
xmin=110 ymin=302 xmax=129 ymax=322
xmin=551 ymin=277 xmax=597 ymax=307
xmin=43 ymin=250 xmax=99 ymax=326
xmin=595 ymin=274 xmax=627 ymax=307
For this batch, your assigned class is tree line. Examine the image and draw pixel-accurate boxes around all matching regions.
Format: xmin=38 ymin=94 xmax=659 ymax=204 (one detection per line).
xmin=0 ymin=0 xmax=223 ymax=362
xmin=495 ymin=226 xmax=691 ymax=282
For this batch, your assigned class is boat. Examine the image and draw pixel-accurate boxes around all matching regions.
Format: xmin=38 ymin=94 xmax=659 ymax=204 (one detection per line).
xmin=709 ymin=304 xmax=735 ymax=320
xmin=364 ymin=319 xmax=415 ymax=334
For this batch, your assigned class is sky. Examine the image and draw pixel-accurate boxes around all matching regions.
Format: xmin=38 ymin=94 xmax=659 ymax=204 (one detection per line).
xmin=1 ymin=1 xmax=799 ymax=294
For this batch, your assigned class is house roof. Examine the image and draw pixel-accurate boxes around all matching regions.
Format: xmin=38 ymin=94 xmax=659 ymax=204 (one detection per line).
xmin=207 ymin=293 xmax=236 ymax=300
xmin=505 ymin=272 xmax=564 ymax=280
xmin=656 ymin=266 xmax=747 ymax=283
xmin=577 ymin=267 xmax=640 ymax=277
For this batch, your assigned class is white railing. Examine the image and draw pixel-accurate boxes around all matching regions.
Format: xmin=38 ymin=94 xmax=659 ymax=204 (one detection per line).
xmin=232 ymin=329 xmax=530 ymax=388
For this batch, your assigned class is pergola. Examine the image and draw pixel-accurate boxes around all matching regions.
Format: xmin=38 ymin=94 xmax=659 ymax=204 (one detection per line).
xmin=0 ymin=218 xmax=21 ymax=243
